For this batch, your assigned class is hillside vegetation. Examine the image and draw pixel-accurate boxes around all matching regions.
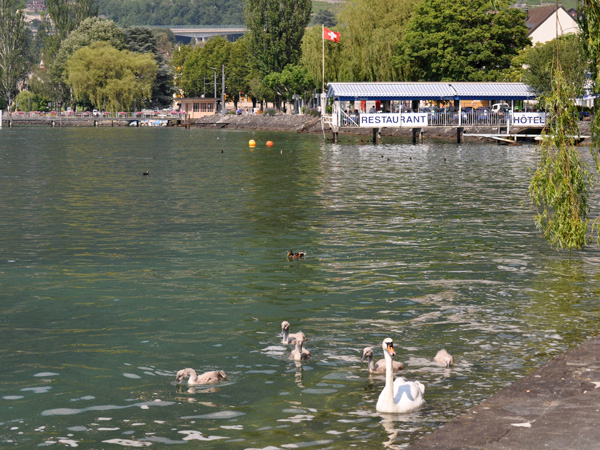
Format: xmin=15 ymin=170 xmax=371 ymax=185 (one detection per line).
xmin=96 ymin=0 xmax=577 ymax=26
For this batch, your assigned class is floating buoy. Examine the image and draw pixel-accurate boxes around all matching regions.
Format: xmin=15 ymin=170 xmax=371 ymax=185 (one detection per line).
xmin=266 ymin=140 xmax=274 ymax=147
xmin=249 ymin=139 xmax=256 ymax=147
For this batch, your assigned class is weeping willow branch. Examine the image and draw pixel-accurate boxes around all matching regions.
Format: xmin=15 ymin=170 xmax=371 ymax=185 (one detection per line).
xmin=528 ymin=62 xmax=593 ymax=250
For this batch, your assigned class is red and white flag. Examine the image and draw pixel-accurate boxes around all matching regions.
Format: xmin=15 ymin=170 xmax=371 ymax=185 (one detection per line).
xmin=323 ymin=27 xmax=341 ymax=43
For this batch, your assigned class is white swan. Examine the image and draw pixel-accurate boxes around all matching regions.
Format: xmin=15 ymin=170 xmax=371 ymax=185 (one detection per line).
xmin=289 ymin=332 xmax=311 ymax=361
xmin=362 ymin=347 xmax=404 ymax=374
xmin=281 ymin=321 xmax=303 ymax=345
xmin=376 ymin=338 xmax=425 ymax=414
xmin=175 ymin=368 xmax=227 ymax=385
xmin=434 ymin=349 xmax=454 ymax=368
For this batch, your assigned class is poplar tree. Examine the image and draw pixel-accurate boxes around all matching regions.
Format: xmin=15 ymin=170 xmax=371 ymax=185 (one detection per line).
xmin=43 ymin=0 xmax=98 ymax=59
xmin=0 ymin=0 xmax=32 ymax=110
xmin=244 ymin=0 xmax=312 ymax=76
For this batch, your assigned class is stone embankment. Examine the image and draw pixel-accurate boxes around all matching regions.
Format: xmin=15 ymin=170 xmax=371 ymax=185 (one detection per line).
xmin=191 ymin=113 xmax=592 ymax=144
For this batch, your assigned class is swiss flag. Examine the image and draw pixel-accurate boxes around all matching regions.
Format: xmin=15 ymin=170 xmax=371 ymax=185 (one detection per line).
xmin=323 ymin=27 xmax=341 ymax=43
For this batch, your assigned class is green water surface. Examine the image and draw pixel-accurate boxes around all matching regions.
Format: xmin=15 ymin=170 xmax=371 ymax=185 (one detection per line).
xmin=0 ymin=127 xmax=599 ymax=449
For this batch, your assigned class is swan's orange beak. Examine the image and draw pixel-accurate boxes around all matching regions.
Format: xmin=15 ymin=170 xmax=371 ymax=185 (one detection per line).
xmin=387 ymin=342 xmax=396 ymax=357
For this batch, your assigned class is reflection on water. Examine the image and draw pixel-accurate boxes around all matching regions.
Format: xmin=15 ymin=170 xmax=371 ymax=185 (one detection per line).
xmin=0 ymin=127 xmax=599 ymax=448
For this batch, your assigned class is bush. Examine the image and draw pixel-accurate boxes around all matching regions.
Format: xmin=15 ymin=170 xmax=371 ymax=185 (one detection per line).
xmin=263 ymin=108 xmax=277 ymax=116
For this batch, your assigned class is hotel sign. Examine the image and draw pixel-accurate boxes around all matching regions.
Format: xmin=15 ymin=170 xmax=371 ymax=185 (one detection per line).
xmin=512 ymin=112 xmax=547 ymax=126
xmin=359 ymin=113 xmax=428 ymax=128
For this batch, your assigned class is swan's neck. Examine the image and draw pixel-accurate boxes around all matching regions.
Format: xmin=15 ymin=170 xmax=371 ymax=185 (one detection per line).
xmin=188 ymin=369 xmax=197 ymax=384
xmin=367 ymin=354 xmax=375 ymax=372
xmin=383 ymin=349 xmax=394 ymax=395
xmin=282 ymin=328 xmax=289 ymax=343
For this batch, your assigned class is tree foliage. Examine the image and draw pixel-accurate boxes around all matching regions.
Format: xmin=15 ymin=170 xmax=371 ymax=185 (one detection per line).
xmin=300 ymin=25 xmax=344 ymax=90
xmin=263 ymin=64 xmax=313 ymax=107
xmin=66 ymin=41 xmax=157 ymax=111
xmin=178 ymin=37 xmax=231 ymax=98
xmin=244 ymin=0 xmax=312 ymax=75
xmin=579 ymin=0 xmax=600 ymax=169
xmin=42 ymin=0 xmax=97 ymax=60
xmin=311 ymin=9 xmax=336 ymax=28
xmin=337 ymin=0 xmax=419 ymax=82
xmin=0 ymin=0 xmax=32 ymax=109
xmin=96 ymin=0 xmax=244 ymax=26
xmin=521 ymin=34 xmax=588 ymax=97
xmin=123 ymin=26 xmax=175 ymax=108
xmin=528 ymin=65 xmax=592 ymax=250
xmin=398 ymin=0 xmax=530 ymax=81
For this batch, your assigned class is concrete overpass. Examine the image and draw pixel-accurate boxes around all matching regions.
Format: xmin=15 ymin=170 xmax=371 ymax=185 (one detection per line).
xmin=149 ymin=25 xmax=246 ymax=44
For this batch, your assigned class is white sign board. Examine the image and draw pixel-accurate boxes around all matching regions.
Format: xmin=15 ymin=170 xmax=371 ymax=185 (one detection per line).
xmin=512 ymin=112 xmax=547 ymax=127
xmin=359 ymin=113 xmax=428 ymax=128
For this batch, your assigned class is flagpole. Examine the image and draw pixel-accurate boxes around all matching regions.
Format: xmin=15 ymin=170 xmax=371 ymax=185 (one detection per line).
xmin=322 ymin=24 xmax=325 ymax=97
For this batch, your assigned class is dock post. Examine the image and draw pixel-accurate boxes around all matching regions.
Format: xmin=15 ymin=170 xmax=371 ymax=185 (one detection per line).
xmin=0 ymin=110 xmax=2 ymax=128
xmin=373 ymin=127 xmax=381 ymax=144
xmin=333 ymin=131 xmax=338 ymax=143
xmin=457 ymin=127 xmax=464 ymax=144
xmin=412 ymin=128 xmax=423 ymax=144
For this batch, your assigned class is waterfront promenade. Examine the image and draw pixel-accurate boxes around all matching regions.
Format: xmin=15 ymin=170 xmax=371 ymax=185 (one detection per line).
xmin=408 ymin=333 xmax=600 ymax=450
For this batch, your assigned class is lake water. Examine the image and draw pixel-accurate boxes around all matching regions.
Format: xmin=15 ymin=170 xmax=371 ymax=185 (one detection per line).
xmin=1 ymin=127 xmax=599 ymax=449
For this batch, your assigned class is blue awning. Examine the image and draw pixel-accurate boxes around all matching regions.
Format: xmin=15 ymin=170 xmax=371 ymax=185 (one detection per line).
xmin=449 ymin=82 xmax=535 ymax=100
xmin=326 ymin=82 xmax=536 ymax=101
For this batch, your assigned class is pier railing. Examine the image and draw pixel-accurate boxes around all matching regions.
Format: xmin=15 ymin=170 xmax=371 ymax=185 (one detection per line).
xmin=329 ymin=110 xmax=515 ymax=129
xmin=6 ymin=111 xmax=187 ymax=121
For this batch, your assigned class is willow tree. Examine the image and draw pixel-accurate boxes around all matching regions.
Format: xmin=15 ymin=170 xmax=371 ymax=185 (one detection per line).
xmin=66 ymin=41 xmax=157 ymax=111
xmin=528 ymin=1 xmax=600 ymax=249
xmin=300 ymin=25 xmax=344 ymax=89
xmin=336 ymin=0 xmax=420 ymax=81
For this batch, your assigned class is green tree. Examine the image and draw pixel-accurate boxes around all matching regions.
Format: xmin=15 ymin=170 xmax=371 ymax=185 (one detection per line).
xmin=311 ymin=9 xmax=336 ymax=28
xmin=526 ymin=0 xmax=600 ymax=250
xmin=123 ymin=26 xmax=175 ymax=108
xmin=337 ymin=0 xmax=420 ymax=82
xmin=528 ymin=64 xmax=591 ymax=249
xmin=65 ymin=41 xmax=157 ymax=111
xmin=0 ymin=0 xmax=32 ymax=110
xmin=178 ymin=36 xmax=231 ymax=98
xmin=244 ymin=0 xmax=312 ymax=75
xmin=226 ymin=36 xmax=253 ymax=109
xmin=300 ymin=26 xmax=342 ymax=90
xmin=522 ymin=34 xmax=588 ymax=97
xmin=263 ymin=64 xmax=313 ymax=111
xmin=579 ymin=0 xmax=600 ymax=168
xmin=398 ymin=0 xmax=530 ymax=81
xmin=42 ymin=0 xmax=98 ymax=60
xmin=48 ymin=17 xmax=126 ymax=109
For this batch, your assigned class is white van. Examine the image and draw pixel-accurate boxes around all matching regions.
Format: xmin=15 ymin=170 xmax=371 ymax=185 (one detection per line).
xmin=491 ymin=103 xmax=510 ymax=113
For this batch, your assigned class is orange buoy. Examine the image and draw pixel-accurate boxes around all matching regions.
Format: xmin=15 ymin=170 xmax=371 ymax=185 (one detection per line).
xmin=249 ymin=139 xmax=256 ymax=147
xmin=266 ymin=140 xmax=274 ymax=147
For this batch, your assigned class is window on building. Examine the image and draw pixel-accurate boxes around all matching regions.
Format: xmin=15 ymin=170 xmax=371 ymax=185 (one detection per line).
xmin=201 ymin=103 xmax=213 ymax=112
xmin=193 ymin=103 xmax=200 ymax=112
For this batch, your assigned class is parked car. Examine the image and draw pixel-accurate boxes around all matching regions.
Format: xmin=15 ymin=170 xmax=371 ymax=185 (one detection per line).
xmin=491 ymin=103 xmax=510 ymax=113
